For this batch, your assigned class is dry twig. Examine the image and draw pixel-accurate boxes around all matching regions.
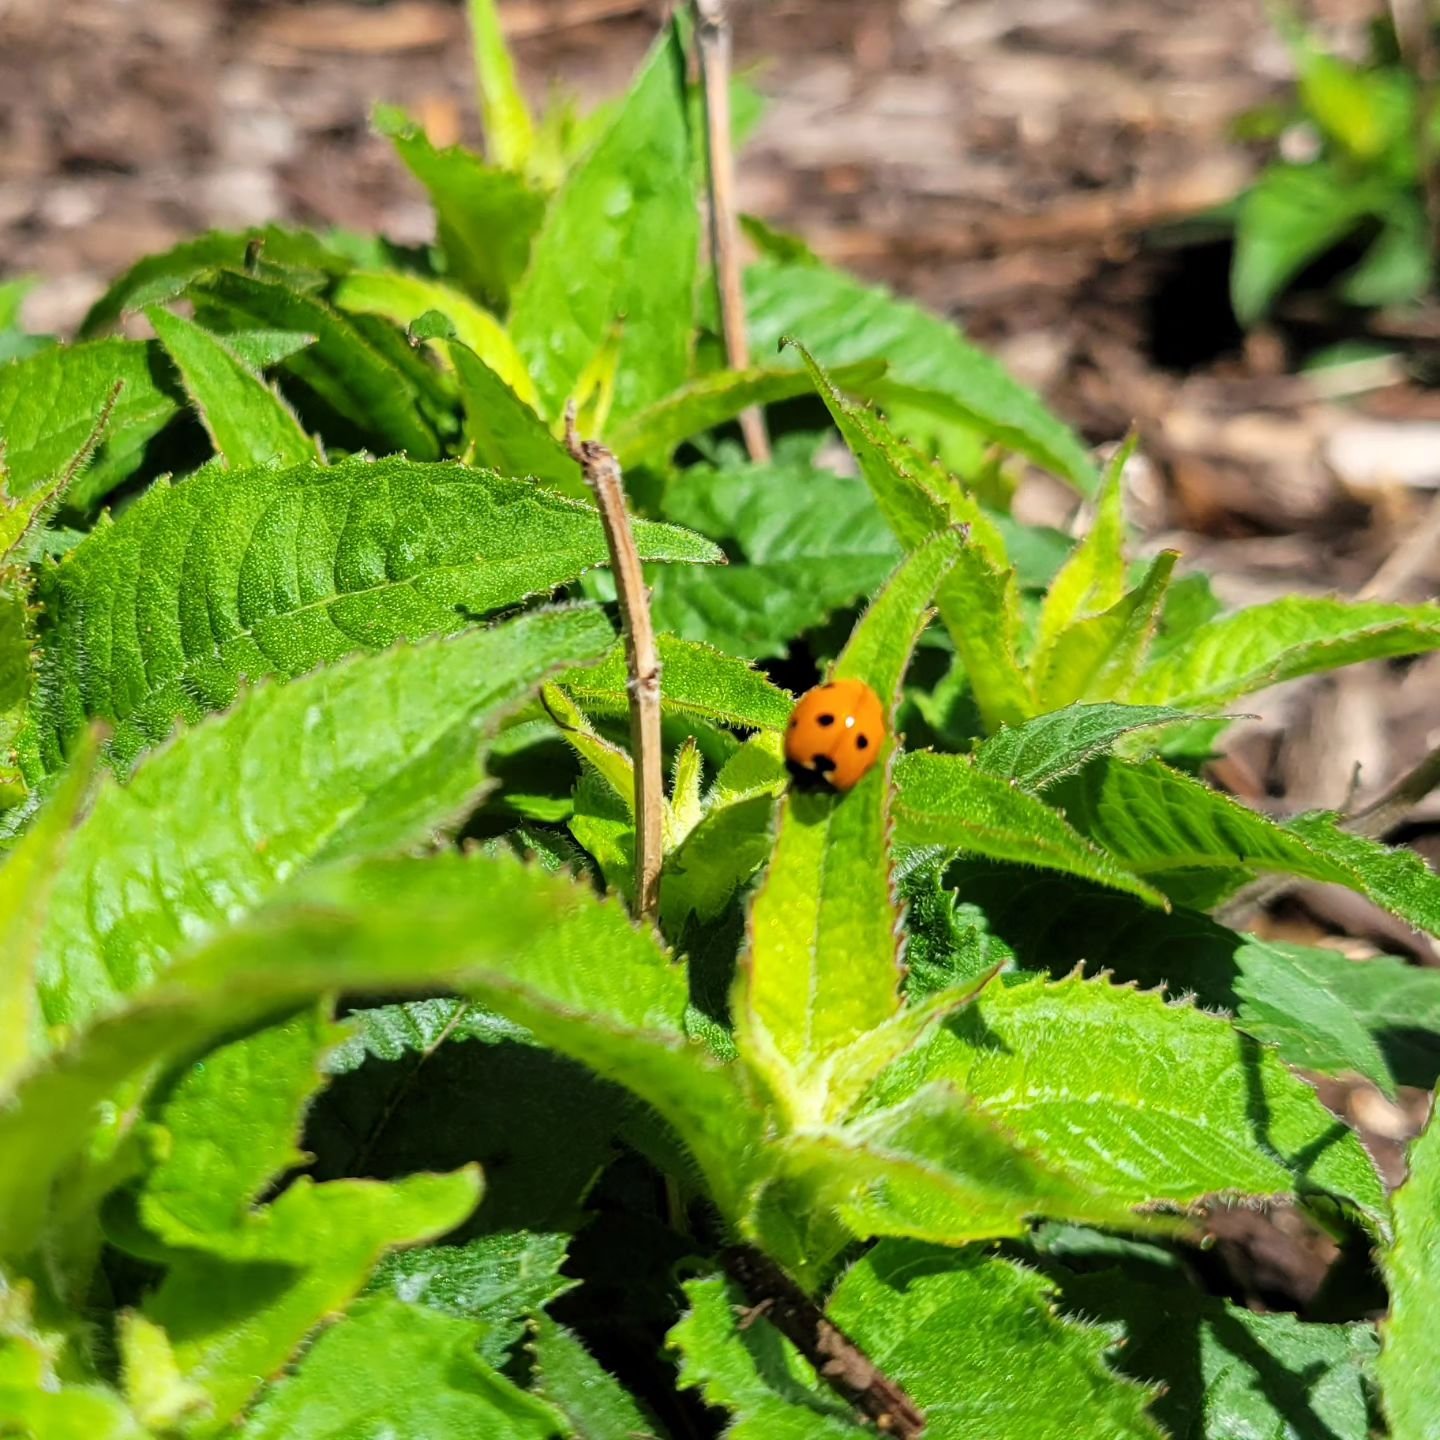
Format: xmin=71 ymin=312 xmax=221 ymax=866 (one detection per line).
xmin=563 ymin=406 xmax=664 ymax=921
xmin=693 ymin=0 xmax=771 ymax=462
xmin=720 ymin=1245 xmax=926 ymax=1437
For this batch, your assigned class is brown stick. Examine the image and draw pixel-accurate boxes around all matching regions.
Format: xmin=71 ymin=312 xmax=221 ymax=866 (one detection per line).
xmin=720 ymin=1245 xmax=926 ymax=1437
xmin=693 ymin=0 xmax=771 ymax=463
xmin=564 ymin=407 xmax=664 ymax=921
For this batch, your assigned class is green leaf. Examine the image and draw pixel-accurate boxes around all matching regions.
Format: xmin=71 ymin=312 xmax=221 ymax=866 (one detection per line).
xmin=1130 ymin=595 xmax=1440 ymax=709
xmin=334 ymin=269 xmax=539 ymax=405
xmin=32 ymin=604 xmax=614 ymax=1037
xmin=1035 ymin=435 xmax=1134 ymax=652
xmin=0 ymin=339 xmax=182 ymax=510
xmin=146 ymin=306 xmax=314 ymax=469
xmin=1032 ymin=550 xmax=1177 ymax=710
xmin=0 ymin=579 xmax=35 ymax=804
xmin=738 ymin=535 xmax=959 ymax=1120
xmin=80 ymin=226 xmax=353 ymax=336
xmin=651 ymin=456 xmax=900 ymax=658
xmin=661 ymin=736 xmax=786 ymax=925
xmin=139 ymin=1007 xmax=333 ymax=1244
xmin=188 ymin=267 xmax=441 ymax=460
xmin=377 ymin=107 xmax=547 ymax=310
xmin=239 ymin=1296 xmax=561 ymax=1439
xmin=145 ymin=1171 xmax=482 ymax=1429
xmin=1232 ymin=163 xmax=1396 ymax=324
xmin=862 ymin=970 xmax=1387 ymax=1221
xmin=443 ymin=338 xmax=583 ymax=497
xmin=745 ymin=259 xmax=1098 ymax=491
xmin=1053 ymin=757 xmax=1440 ymax=929
xmin=26 ymin=455 xmax=714 ymax=774
xmin=0 ymin=1338 xmax=145 ymax=1439
xmin=466 ymin=0 xmax=534 ymax=172
xmin=561 ymin=633 xmax=793 ymax=732
xmin=370 ymin=1232 xmax=575 ymax=1367
xmin=0 ymin=735 xmax=95 ymax=1094
xmin=893 ymin=752 xmax=1166 ymax=906
xmin=1343 ymin=194 xmax=1431 ymax=307
xmin=1063 ymin=1269 xmax=1378 ymax=1440
xmin=924 ymin=860 xmax=1440 ymax=1095
xmin=1380 ymin=1095 xmax=1440 ymax=1439
xmin=792 ymin=344 xmax=1030 ymax=728
xmin=974 ymin=702 xmax=1199 ymax=792
xmin=608 ymin=360 xmax=886 ymax=469
xmin=0 ymin=851 xmax=754 ymax=1271
xmin=530 ymin=1315 xmax=667 ymax=1440
xmin=671 ymin=1246 xmax=1162 ymax=1440
xmin=510 ymin=28 xmax=697 ymax=422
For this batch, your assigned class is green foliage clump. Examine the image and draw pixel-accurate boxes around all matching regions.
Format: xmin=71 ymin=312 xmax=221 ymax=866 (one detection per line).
xmin=1 ymin=6 xmax=1438 ymax=1438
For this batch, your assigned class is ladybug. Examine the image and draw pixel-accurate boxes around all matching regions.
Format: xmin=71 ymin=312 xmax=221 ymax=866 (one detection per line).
xmin=784 ymin=678 xmax=886 ymax=792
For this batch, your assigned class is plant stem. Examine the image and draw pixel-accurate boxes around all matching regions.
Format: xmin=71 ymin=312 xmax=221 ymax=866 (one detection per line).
xmin=720 ymin=1245 xmax=926 ymax=1437
xmin=693 ymin=0 xmax=771 ymax=463
xmin=564 ymin=406 xmax=664 ymax=921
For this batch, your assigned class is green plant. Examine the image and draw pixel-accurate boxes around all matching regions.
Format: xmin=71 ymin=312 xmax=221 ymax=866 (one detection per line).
xmin=1230 ymin=9 xmax=1440 ymax=324
xmin=1 ymin=6 xmax=1439 ymax=1438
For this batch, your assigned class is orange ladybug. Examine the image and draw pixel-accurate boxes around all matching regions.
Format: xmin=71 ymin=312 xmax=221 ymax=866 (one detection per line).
xmin=784 ymin=678 xmax=886 ymax=792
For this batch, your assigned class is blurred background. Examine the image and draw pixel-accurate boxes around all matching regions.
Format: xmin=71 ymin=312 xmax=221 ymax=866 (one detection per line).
xmin=2 ymin=0 xmax=1438 ymax=1140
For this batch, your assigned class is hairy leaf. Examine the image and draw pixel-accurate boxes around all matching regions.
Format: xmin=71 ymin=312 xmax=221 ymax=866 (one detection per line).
xmin=1032 ymin=551 xmax=1177 ymax=711
xmin=238 ymin=1296 xmax=561 ymax=1439
xmin=893 ymin=752 xmax=1166 ymax=906
xmin=1053 ymin=757 xmax=1440 ymax=930
xmin=80 ymin=227 xmax=352 ymax=336
xmin=27 ymin=456 xmax=713 ymax=773
xmin=139 ymin=1007 xmax=334 ymax=1245
xmin=744 ymin=259 xmax=1098 ymax=491
xmin=1035 ymin=435 xmax=1134 ymax=653
xmin=146 ymin=306 xmax=314 ymax=469
xmin=1379 ymin=1095 xmax=1440 ymax=1438
xmin=189 ymin=268 xmax=441 ymax=460
xmin=530 ymin=1315 xmax=666 ymax=1440
xmin=795 ymin=343 xmax=1029 ymax=728
xmin=561 ymin=634 xmax=793 ymax=732
xmin=370 ymin=1232 xmax=575 ymax=1367
xmin=738 ymin=535 xmax=958 ymax=1120
xmin=0 ymin=338 xmax=182 ymax=508
xmin=0 ymin=852 xmax=754 ymax=1269
xmin=929 ymin=860 xmax=1440 ymax=1095
xmin=863 ymin=971 xmax=1386 ymax=1220
xmin=466 ymin=0 xmax=534 ymax=171
xmin=609 ymin=360 xmax=885 ymax=470
xmin=1130 ymin=595 xmax=1440 ymax=710
xmin=974 ymin=703 xmax=1197 ymax=792
xmin=1063 ymin=1269 xmax=1378 ymax=1440
xmin=652 ymin=456 xmax=899 ymax=657
xmin=671 ymin=1245 xmax=1161 ymax=1440
xmin=510 ymin=28 xmax=697 ymax=422
xmin=444 ymin=339 xmax=582 ymax=497
xmin=377 ymin=107 xmax=546 ymax=310
xmin=33 ymin=604 xmax=613 ymax=1037
xmin=334 ymin=269 xmax=538 ymax=404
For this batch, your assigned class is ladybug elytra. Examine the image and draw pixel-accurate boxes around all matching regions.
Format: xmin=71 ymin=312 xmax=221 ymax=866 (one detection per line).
xmin=784 ymin=678 xmax=885 ymax=792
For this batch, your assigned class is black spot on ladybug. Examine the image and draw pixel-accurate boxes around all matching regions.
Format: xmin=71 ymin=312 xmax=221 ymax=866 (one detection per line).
xmin=787 ymin=716 xmax=797 ymax=728
xmin=856 ymin=734 xmax=870 ymax=750
xmin=811 ymin=753 xmax=837 ymax=774
xmin=816 ymin=713 xmax=835 ymax=727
